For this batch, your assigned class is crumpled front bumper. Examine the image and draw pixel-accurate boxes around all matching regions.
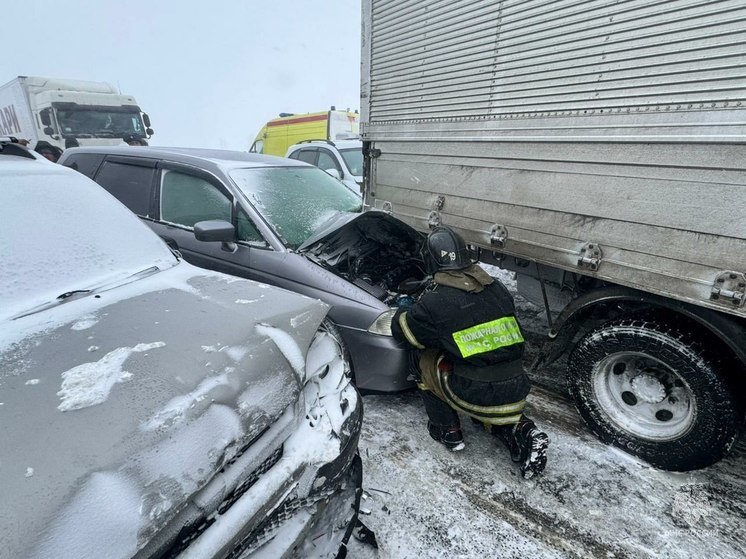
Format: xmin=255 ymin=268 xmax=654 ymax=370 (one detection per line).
xmin=176 ymin=329 xmax=364 ymax=559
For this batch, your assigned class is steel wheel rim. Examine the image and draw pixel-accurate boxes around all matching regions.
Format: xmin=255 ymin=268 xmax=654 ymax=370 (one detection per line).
xmin=591 ymin=351 xmax=696 ymax=441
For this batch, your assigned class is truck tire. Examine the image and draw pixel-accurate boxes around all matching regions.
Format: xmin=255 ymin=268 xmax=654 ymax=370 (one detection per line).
xmin=567 ymin=317 xmax=741 ymax=471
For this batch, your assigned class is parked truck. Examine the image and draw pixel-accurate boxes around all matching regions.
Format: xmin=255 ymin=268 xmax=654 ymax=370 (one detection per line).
xmin=0 ymin=76 xmax=153 ymax=150
xmin=361 ymin=0 xmax=746 ymax=470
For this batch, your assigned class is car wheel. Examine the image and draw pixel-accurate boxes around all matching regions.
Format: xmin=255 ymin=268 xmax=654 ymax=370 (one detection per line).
xmin=567 ymin=317 xmax=741 ymax=471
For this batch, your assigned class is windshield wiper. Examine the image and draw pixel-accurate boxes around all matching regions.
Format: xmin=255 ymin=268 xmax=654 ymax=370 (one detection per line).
xmin=57 ymin=289 xmax=91 ymax=300
xmin=11 ymin=266 xmax=161 ymax=321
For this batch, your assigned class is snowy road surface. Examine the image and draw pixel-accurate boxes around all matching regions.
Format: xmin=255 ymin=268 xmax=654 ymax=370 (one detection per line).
xmin=348 ymin=269 xmax=745 ymax=558
xmin=350 ymin=388 xmax=744 ymax=558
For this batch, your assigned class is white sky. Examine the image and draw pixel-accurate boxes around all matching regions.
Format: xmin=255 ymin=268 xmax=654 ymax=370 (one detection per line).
xmin=2 ymin=0 xmax=361 ymax=149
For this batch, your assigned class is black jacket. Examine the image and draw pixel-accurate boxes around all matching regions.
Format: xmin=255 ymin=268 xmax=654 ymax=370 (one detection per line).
xmin=392 ymin=268 xmax=525 ymax=380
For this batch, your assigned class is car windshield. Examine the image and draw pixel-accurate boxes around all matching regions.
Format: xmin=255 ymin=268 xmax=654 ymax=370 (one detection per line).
xmin=339 ymin=148 xmax=363 ymax=176
xmin=0 ymin=165 xmax=177 ymax=320
xmin=54 ymin=107 xmax=145 ymax=139
xmin=230 ymin=166 xmax=362 ymax=249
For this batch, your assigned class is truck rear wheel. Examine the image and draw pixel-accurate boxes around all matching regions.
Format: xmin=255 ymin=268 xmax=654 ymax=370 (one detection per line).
xmin=567 ymin=317 xmax=741 ymax=470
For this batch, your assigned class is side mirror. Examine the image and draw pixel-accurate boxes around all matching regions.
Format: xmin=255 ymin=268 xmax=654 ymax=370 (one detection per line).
xmin=40 ymin=109 xmax=52 ymax=126
xmin=194 ymin=219 xmax=235 ymax=242
xmin=194 ymin=219 xmax=237 ymax=253
xmin=146 ymin=128 xmax=154 ymax=137
xmin=142 ymin=113 xmax=151 ymax=127
xmin=324 ymin=168 xmax=341 ymax=180
xmin=43 ymin=127 xmax=54 ymax=136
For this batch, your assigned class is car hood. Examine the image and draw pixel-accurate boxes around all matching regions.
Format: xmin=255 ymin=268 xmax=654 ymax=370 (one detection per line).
xmin=297 ymin=210 xmax=423 ymax=254
xmin=0 ymin=264 xmax=328 ymax=558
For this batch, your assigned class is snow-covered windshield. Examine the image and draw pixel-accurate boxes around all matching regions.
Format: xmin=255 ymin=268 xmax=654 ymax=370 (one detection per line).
xmin=54 ymin=106 xmax=145 ymax=139
xmin=0 ymin=164 xmax=177 ymax=320
xmin=339 ymin=148 xmax=363 ymax=177
xmin=230 ymin=166 xmax=362 ymax=249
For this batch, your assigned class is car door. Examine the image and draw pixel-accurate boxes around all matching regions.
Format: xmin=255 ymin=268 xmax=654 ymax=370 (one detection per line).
xmin=60 ymin=152 xmax=106 ymax=179
xmin=288 ymin=148 xmax=318 ymax=166
xmin=151 ymin=163 xmax=287 ymax=286
xmin=92 ymin=155 xmax=158 ymax=218
xmin=316 ymin=149 xmax=343 ymax=177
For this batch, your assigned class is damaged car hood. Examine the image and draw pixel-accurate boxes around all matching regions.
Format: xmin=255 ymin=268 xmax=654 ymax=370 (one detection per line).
xmin=298 ymin=210 xmax=423 ymax=257
xmin=0 ymin=264 xmax=328 ymax=559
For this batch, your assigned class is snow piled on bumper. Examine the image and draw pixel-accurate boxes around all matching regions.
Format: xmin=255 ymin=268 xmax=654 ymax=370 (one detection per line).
xmin=179 ymin=329 xmax=361 ymax=558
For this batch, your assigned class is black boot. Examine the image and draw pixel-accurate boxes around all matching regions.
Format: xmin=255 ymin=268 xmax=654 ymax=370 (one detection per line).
xmin=493 ymin=416 xmax=549 ymax=479
xmin=427 ymin=421 xmax=465 ymax=451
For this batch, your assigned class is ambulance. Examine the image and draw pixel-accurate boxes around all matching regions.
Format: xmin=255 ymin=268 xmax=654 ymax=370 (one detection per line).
xmin=250 ymin=108 xmax=358 ymax=156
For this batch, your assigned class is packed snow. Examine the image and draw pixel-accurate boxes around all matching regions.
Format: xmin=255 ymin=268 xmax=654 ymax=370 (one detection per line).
xmin=350 ymin=387 xmax=745 ymax=559
xmin=70 ymin=315 xmax=99 ymax=330
xmin=142 ymin=370 xmax=232 ymax=431
xmin=181 ymin=329 xmax=358 ymax=558
xmin=57 ymin=341 xmax=166 ymax=411
xmin=255 ymin=323 xmax=306 ymax=379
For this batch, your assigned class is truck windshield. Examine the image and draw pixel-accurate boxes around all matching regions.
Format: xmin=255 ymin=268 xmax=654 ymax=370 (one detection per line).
xmin=230 ymin=166 xmax=362 ymax=249
xmin=54 ymin=107 xmax=145 ymax=139
xmin=339 ymin=148 xmax=363 ymax=176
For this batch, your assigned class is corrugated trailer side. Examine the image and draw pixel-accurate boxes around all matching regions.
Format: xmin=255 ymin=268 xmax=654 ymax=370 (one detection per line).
xmin=362 ymin=0 xmax=746 ymax=471
xmin=362 ymin=0 xmax=746 ymax=319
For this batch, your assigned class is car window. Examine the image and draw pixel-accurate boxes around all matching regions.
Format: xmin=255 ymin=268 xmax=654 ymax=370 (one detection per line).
xmin=317 ymin=150 xmax=341 ymax=173
xmin=230 ymin=166 xmax=362 ymax=249
xmin=160 ymin=170 xmax=232 ymax=228
xmin=236 ymin=207 xmax=268 ymax=247
xmin=95 ymin=161 xmax=155 ymax=217
xmin=339 ymin=148 xmax=363 ymax=176
xmin=295 ymin=149 xmax=317 ymax=165
xmin=251 ymin=139 xmax=264 ymax=154
xmin=61 ymin=153 xmax=105 ymax=179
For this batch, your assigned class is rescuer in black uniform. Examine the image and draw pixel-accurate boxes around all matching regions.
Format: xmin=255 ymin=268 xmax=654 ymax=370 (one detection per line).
xmin=392 ymin=226 xmax=549 ymax=479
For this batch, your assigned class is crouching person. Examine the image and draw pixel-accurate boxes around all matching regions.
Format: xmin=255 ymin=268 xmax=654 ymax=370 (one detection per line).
xmin=392 ymin=226 xmax=549 ymax=479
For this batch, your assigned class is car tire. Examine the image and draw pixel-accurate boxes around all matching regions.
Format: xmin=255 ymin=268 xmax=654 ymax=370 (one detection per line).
xmin=567 ymin=317 xmax=742 ymax=471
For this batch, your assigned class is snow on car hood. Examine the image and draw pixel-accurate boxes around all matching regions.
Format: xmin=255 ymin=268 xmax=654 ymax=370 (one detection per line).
xmin=0 ymin=263 xmax=328 ymax=559
xmin=297 ymin=210 xmax=423 ymax=254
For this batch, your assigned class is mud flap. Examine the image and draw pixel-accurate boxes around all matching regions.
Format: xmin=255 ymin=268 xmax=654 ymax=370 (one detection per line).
xmin=335 ymin=453 xmax=372 ymax=558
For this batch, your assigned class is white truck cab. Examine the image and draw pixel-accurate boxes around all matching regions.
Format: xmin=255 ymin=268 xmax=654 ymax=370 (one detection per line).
xmin=0 ymin=76 xmax=153 ymax=151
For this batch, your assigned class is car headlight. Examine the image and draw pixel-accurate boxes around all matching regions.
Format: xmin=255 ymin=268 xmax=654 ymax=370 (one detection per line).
xmin=367 ymin=309 xmax=396 ymax=336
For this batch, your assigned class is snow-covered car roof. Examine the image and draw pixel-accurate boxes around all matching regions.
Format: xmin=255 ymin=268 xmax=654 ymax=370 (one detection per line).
xmin=67 ymin=145 xmax=313 ymax=174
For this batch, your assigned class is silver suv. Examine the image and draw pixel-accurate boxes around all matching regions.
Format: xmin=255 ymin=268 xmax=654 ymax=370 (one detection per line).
xmin=0 ymin=139 xmax=362 ymax=558
xmin=286 ymin=139 xmax=363 ymax=194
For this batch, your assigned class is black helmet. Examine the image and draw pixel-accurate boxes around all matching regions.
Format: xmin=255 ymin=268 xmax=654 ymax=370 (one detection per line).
xmin=420 ymin=226 xmax=472 ymax=274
